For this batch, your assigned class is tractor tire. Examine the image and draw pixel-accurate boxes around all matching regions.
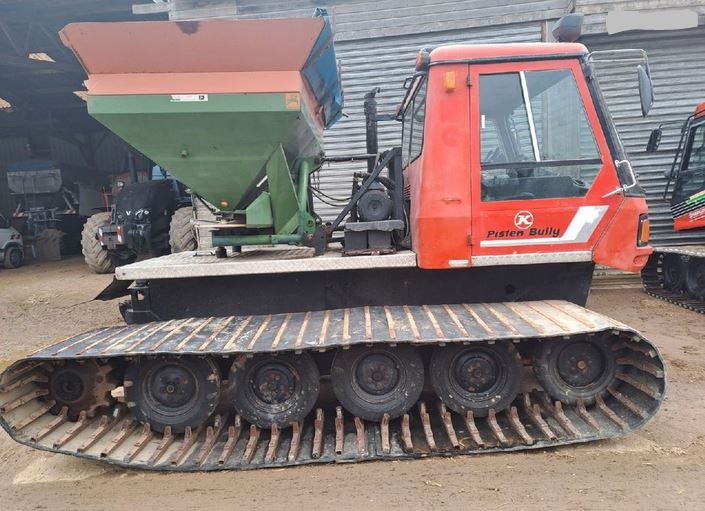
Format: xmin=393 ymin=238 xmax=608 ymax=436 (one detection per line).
xmin=3 ymin=245 xmax=23 ymax=269
xmin=81 ymin=212 xmax=115 ymax=274
xmin=169 ymin=207 xmax=197 ymax=253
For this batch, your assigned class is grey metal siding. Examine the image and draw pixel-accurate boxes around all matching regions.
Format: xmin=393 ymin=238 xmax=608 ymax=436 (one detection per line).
xmin=582 ymin=25 xmax=705 ymax=246
xmin=314 ymin=22 xmax=542 ymax=218
xmin=576 ymin=0 xmax=705 ymax=35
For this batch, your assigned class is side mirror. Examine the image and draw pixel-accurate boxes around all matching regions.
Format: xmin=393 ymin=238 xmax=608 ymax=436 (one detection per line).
xmin=552 ymin=13 xmax=584 ymax=42
xmin=637 ymin=64 xmax=654 ymax=117
xmin=646 ymin=128 xmax=662 ymax=152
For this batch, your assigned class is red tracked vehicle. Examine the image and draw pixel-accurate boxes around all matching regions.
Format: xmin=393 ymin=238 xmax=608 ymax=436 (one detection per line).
xmin=0 ymin=14 xmax=666 ymax=471
xmin=641 ymin=102 xmax=705 ymax=312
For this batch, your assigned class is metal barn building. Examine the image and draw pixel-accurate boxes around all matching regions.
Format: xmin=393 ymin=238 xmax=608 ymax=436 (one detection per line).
xmin=1 ymin=0 xmax=704 ymax=246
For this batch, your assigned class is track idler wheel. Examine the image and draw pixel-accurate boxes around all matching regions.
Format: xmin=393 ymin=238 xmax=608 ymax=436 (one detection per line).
xmin=532 ymin=336 xmax=616 ymax=405
xmin=47 ymin=360 xmax=115 ymax=420
xmin=429 ymin=343 xmax=522 ymax=417
xmin=124 ymin=356 xmax=221 ymax=434
xmin=685 ymin=257 xmax=705 ymax=299
xmin=662 ymin=253 xmax=687 ymax=291
xmin=331 ymin=345 xmax=424 ymax=421
xmin=229 ymin=353 xmax=319 ymax=428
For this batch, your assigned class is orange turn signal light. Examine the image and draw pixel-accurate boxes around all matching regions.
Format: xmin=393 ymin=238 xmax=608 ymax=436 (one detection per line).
xmin=637 ymin=214 xmax=650 ymax=247
xmin=444 ymin=71 xmax=456 ymax=92
xmin=220 ymin=200 xmax=230 ymax=209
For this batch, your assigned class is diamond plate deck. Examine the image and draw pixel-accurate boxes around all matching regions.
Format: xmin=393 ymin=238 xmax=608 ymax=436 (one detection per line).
xmin=115 ymin=246 xmax=418 ymax=281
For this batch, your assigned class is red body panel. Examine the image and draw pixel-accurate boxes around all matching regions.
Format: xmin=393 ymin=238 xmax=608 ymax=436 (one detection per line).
xmin=406 ymin=45 xmax=652 ymax=273
xmin=674 ymin=206 xmax=705 ymax=231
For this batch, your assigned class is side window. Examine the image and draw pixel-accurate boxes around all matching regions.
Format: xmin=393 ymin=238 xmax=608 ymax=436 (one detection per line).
xmin=673 ymin=123 xmax=705 ymax=205
xmin=402 ymin=78 xmax=428 ymax=167
xmin=479 ymin=69 xmax=602 ymax=202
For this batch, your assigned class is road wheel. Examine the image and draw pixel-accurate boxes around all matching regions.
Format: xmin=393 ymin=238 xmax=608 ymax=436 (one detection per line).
xmin=532 ymin=337 xmax=616 ymax=405
xmin=685 ymin=257 xmax=705 ymax=299
xmin=169 ymin=207 xmax=196 ymax=253
xmin=331 ymin=345 xmax=424 ymax=421
xmin=81 ymin=212 xmax=114 ymax=274
xmin=430 ymin=343 xmax=522 ymax=417
xmin=3 ymin=245 xmax=23 ymax=268
xmin=124 ymin=356 xmax=221 ymax=434
xmin=662 ymin=253 xmax=687 ymax=291
xmin=229 ymin=353 xmax=319 ymax=428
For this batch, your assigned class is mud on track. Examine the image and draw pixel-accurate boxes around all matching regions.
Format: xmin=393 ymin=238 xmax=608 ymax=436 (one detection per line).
xmin=1 ymin=257 xmax=704 ymax=510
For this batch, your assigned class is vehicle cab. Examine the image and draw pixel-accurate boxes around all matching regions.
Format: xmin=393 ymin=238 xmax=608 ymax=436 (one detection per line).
xmin=401 ymin=42 xmax=653 ymax=273
xmin=0 ymin=213 xmax=24 ymax=269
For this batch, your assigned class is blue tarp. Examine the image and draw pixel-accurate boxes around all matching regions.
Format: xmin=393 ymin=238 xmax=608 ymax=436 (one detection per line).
xmin=302 ymin=9 xmax=344 ymax=129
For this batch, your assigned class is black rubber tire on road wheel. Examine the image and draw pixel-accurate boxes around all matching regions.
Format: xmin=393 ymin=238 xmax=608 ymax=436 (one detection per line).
xmin=3 ymin=245 xmax=23 ymax=268
xmin=532 ymin=337 xmax=616 ymax=405
xmin=685 ymin=257 xmax=705 ymax=299
xmin=662 ymin=253 xmax=687 ymax=291
xmin=169 ymin=207 xmax=197 ymax=253
xmin=81 ymin=212 xmax=114 ymax=274
xmin=331 ymin=345 xmax=424 ymax=421
xmin=430 ymin=342 xmax=522 ymax=417
xmin=229 ymin=353 xmax=319 ymax=428
xmin=124 ymin=356 xmax=221 ymax=434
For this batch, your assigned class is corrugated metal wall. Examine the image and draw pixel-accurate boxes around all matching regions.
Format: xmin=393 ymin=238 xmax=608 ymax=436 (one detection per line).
xmin=315 ymin=22 xmax=542 ymax=218
xmin=582 ymin=25 xmax=705 ymax=246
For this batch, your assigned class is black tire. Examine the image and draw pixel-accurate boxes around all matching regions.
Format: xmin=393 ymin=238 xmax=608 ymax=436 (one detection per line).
xmin=662 ymin=253 xmax=687 ymax=291
xmin=169 ymin=207 xmax=197 ymax=253
xmin=3 ymin=245 xmax=23 ymax=269
xmin=685 ymin=257 xmax=705 ymax=299
xmin=81 ymin=212 xmax=115 ymax=274
xmin=430 ymin=343 xmax=522 ymax=417
xmin=532 ymin=337 xmax=617 ymax=405
xmin=124 ymin=356 xmax=221 ymax=434
xmin=229 ymin=353 xmax=319 ymax=428
xmin=331 ymin=345 xmax=424 ymax=421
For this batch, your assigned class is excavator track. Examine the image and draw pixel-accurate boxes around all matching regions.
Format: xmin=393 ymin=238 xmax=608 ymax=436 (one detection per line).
xmin=641 ymin=247 xmax=705 ymax=314
xmin=0 ymin=301 xmax=665 ymax=472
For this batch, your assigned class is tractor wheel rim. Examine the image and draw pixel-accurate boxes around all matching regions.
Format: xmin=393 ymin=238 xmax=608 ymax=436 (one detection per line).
xmin=453 ymin=351 xmax=500 ymax=395
xmin=147 ymin=365 xmax=197 ymax=410
xmin=354 ymin=353 xmax=400 ymax=396
xmin=251 ymin=362 xmax=297 ymax=405
xmin=557 ymin=342 xmax=605 ymax=388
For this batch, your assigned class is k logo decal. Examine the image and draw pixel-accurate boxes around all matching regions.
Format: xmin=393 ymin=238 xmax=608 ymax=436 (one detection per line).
xmin=514 ymin=210 xmax=534 ymax=230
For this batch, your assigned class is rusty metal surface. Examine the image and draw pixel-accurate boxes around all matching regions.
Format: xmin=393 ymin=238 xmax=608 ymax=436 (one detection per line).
xmin=0 ymin=301 xmax=666 ymax=472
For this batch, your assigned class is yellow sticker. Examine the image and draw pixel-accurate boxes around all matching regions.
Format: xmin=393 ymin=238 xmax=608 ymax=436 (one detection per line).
xmin=285 ymin=93 xmax=301 ymax=110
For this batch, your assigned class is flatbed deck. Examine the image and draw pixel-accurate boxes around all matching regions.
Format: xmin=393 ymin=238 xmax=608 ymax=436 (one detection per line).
xmin=115 ymin=246 xmax=418 ymax=281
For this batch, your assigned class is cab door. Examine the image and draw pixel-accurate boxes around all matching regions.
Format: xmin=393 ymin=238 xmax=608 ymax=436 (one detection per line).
xmin=468 ymin=59 xmax=622 ymax=265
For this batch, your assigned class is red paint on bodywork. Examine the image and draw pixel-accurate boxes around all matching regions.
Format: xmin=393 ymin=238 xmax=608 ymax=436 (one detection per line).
xmin=407 ymin=45 xmax=651 ymax=273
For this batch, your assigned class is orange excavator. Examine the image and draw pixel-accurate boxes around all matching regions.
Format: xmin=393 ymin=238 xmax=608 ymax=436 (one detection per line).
xmin=0 ymin=13 xmax=666 ymax=471
xmin=641 ymin=101 xmax=705 ymax=312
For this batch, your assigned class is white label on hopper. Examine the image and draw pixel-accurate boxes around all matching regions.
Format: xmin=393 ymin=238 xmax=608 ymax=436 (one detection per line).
xmin=170 ymin=94 xmax=209 ymax=102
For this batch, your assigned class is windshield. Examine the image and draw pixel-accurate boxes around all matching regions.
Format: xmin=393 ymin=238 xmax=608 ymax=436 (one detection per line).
xmin=479 ymin=69 xmax=602 ymax=201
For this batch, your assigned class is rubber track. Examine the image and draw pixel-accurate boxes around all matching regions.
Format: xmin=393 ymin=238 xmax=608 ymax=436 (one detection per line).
xmin=0 ymin=301 xmax=666 ymax=472
xmin=641 ymin=250 xmax=705 ymax=315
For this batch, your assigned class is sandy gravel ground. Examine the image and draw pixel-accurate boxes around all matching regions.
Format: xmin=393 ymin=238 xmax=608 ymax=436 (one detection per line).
xmin=0 ymin=257 xmax=703 ymax=511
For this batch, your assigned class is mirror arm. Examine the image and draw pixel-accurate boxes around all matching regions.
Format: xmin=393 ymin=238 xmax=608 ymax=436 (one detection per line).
xmin=603 ymin=159 xmax=638 ymax=198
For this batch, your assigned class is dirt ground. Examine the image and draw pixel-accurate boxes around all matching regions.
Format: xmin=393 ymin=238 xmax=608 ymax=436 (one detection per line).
xmin=0 ymin=257 xmax=704 ymax=511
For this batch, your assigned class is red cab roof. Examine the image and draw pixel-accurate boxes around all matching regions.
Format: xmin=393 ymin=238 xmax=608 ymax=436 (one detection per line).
xmin=430 ymin=43 xmax=588 ymax=62
xmin=695 ymin=102 xmax=705 ymax=118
